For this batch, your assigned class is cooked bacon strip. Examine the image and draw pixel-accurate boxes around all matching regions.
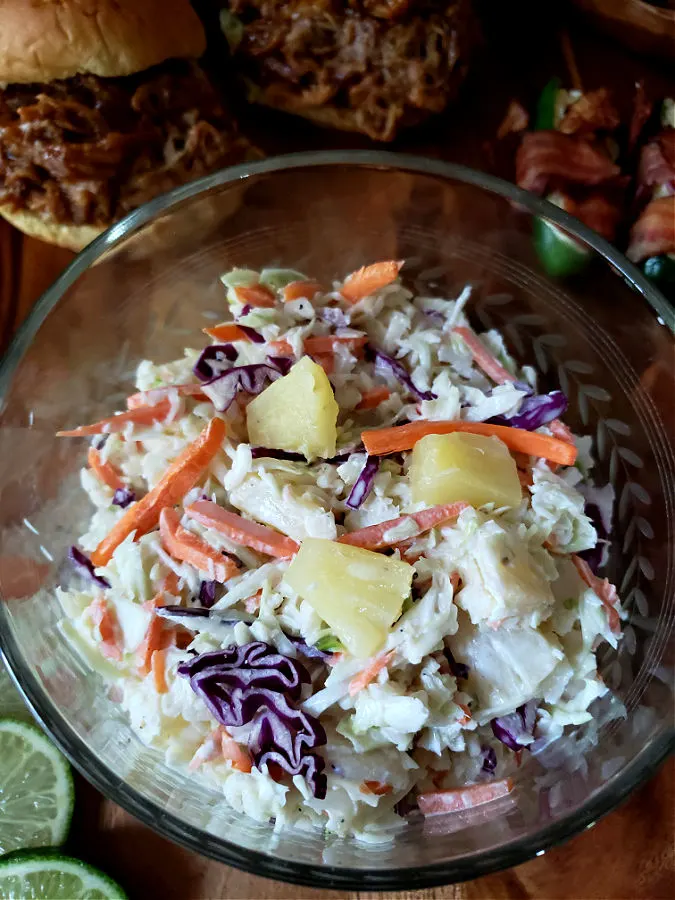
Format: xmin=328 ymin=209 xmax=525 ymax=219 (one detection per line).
xmin=558 ymin=89 xmax=620 ymax=136
xmin=660 ymin=130 xmax=675 ymax=170
xmin=627 ymin=196 xmax=675 ymax=262
xmin=628 ymin=81 xmax=653 ymax=152
xmin=516 ymin=131 xmax=621 ymax=196
xmin=637 ymin=134 xmax=675 ymax=196
xmin=556 ymin=191 xmax=623 ymax=241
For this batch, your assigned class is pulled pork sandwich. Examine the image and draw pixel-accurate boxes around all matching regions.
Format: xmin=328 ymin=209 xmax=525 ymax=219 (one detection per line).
xmin=219 ymin=0 xmax=480 ymax=142
xmin=0 ymin=0 xmax=257 ymax=251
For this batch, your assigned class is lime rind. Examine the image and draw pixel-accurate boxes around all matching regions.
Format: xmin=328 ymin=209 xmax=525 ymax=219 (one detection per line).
xmin=0 ymin=851 xmax=127 ymax=899
xmin=0 ymin=718 xmax=74 ymax=855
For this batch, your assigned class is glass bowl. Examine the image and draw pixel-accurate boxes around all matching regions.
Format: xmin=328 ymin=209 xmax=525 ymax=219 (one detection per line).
xmin=0 ymin=152 xmax=673 ymax=890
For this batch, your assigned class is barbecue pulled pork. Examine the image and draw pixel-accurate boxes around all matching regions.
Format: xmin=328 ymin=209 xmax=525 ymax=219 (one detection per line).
xmin=224 ymin=0 xmax=479 ymax=141
xmin=0 ymin=60 xmax=254 ymax=226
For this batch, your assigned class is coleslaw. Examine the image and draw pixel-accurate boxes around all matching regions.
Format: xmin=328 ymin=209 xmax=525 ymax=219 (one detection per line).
xmin=56 ymin=261 xmax=622 ymax=840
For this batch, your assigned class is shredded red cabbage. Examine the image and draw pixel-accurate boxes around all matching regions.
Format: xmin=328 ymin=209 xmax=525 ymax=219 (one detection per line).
xmin=491 ymin=700 xmax=538 ymax=752
xmin=268 ymin=356 xmax=293 ymax=375
xmin=287 ymin=636 xmax=330 ymax=660
xmin=193 ymin=345 xmax=238 ymax=381
xmin=346 ymin=456 xmax=380 ymax=509
xmin=68 ymin=546 xmax=110 ymax=589
xmin=112 ymin=487 xmax=135 ymax=509
xmin=490 ymin=391 xmax=568 ymax=431
xmin=199 ymin=580 xmax=218 ymax=608
xmin=237 ymin=325 xmax=265 ymax=344
xmin=251 ymin=445 xmax=363 ymax=464
xmin=251 ymin=703 xmax=327 ymax=798
xmin=318 ymin=307 xmax=350 ymax=328
xmin=367 ymin=345 xmax=436 ymax=401
xmin=236 ymin=304 xmax=253 ymax=318
xmin=480 ymin=745 xmax=497 ymax=774
xmin=443 ymin=648 xmax=469 ymax=680
xmin=202 ymin=364 xmax=281 ymax=412
xmin=251 ymin=447 xmax=306 ymax=461
xmin=178 ymin=642 xmax=327 ymax=797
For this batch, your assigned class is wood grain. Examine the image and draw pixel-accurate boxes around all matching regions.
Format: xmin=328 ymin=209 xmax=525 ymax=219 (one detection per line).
xmin=1 ymin=6 xmax=673 ymax=898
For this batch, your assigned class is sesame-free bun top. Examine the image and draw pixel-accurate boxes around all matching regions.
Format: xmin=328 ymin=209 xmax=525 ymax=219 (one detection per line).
xmin=0 ymin=0 xmax=207 ymax=85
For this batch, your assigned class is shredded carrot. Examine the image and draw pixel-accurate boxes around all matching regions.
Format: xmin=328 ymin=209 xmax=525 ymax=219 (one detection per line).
xmin=268 ymin=339 xmax=294 ymax=357
xmin=151 ymin=648 xmax=169 ymax=693
xmin=126 ymin=384 xmax=207 ymax=409
xmin=88 ymin=597 xmax=122 ymax=661
xmin=57 ymin=399 xmax=173 ymax=437
xmin=361 ymin=781 xmax=393 ymax=795
xmin=356 ymin=386 xmax=391 ymax=411
xmin=362 ymin=420 xmax=577 ymax=467
xmin=457 ymin=702 xmax=472 ymax=725
xmin=341 ymin=260 xmax=404 ymax=304
xmin=338 ymin=502 xmax=469 ymax=551
xmin=326 ymin=652 xmax=344 ymax=667
xmin=162 ymin=570 xmax=181 ymax=597
xmin=418 ymin=779 xmax=514 ymax=815
xmin=393 ymin=541 xmax=426 ymax=564
xmin=282 ymin=280 xmax=322 ymax=302
xmin=233 ymin=284 xmax=276 ymax=308
xmin=244 ymin=591 xmax=262 ymax=614
xmin=91 ymin=417 xmax=226 ymax=566
xmin=203 ymin=323 xmax=258 ymax=343
xmin=348 ymin=650 xmax=395 ymax=696
xmin=572 ymin=554 xmax=621 ymax=634
xmin=221 ymin=730 xmax=253 ymax=773
xmin=87 ymin=448 xmax=124 ymax=491
xmin=160 ymin=628 xmax=177 ymax=650
xmin=136 ymin=616 xmax=164 ymax=676
xmin=189 ymin=728 xmax=223 ymax=771
xmin=185 ymin=500 xmax=299 ymax=558
xmin=313 ymin=353 xmax=335 ymax=375
xmin=304 ymin=335 xmax=368 ymax=355
xmin=160 ymin=508 xmax=239 ymax=583
xmin=452 ymin=326 xmax=517 ymax=384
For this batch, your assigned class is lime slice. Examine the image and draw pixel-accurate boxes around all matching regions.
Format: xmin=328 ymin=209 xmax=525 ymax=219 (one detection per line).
xmin=0 ymin=662 xmax=32 ymax=723
xmin=0 ymin=852 xmax=127 ymax=899
xmin=0 ymin=720 xmax=74 ymax=855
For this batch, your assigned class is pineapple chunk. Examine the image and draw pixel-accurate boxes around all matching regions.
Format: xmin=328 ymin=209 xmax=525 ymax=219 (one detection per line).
xmin=457 ymin=519 xmax=555 ymax=626
xmin=448 ymin=613 xmax=564 ymax=721
xmin=410 ymin=432 xmax=521 ymax=509
xmin=284 ymin=538 xmax=414 ymax=658
xmin=246 ymin=356 xmax=338 ymax=461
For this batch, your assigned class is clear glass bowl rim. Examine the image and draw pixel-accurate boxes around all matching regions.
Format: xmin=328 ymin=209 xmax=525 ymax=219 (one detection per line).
xmin=0 ymin=150 xmax=673 ymax=890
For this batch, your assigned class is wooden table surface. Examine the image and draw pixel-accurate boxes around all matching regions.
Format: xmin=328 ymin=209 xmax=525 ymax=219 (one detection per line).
xmin=1 ymin=4 xmax=674 ymax=898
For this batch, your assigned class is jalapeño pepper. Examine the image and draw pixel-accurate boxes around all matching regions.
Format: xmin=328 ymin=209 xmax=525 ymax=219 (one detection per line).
xmin=643 ymin=253 xmax=675 ymax=297
xmin=531 ymin=79 xmax=593 ymax=278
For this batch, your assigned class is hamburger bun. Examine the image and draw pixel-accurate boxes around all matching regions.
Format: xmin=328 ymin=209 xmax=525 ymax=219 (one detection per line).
xmin=248 ymin=86 xmax=429 ymax=138
xmin=0 ymin=0 xmax=206 ymax=85
xmin=0 ymin=206 xmax=104 ymax=252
